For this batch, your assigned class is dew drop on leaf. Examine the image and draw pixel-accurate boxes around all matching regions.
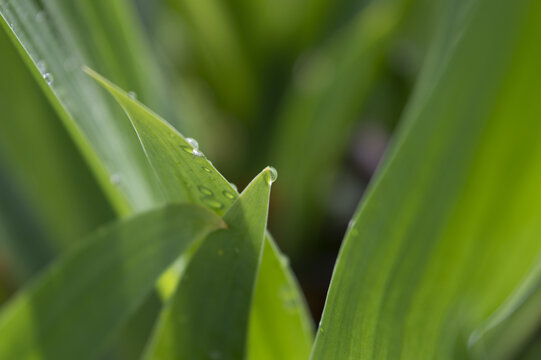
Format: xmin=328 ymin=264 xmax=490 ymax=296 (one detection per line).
xmin=181 ymin=146 xmax=193 ymax=154
xmin=198 ymin=186 xmax=213 ymax=196
xmin=186 ymin=137 xmax=199 ymax=149
xmin=269 ymin=167 xmax=278 ymax=182
xmin=201 ymin=166 xmax=212 ymax=173
xmin=222 ymin=190 xmax=235 ymax=200
xmin=43 ymin=73 xmax=53 ymax=85
xmin=128 ymin=91 xmax=137 ymax=100
xmin=202 ymin=198 xmax=224 ymax=210
xmin=192 ymin=148 xmax=204 ymax=157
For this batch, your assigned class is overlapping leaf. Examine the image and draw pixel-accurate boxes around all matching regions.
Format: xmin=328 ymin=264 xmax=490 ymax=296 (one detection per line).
xmin=248 ymin=238 xmax=314 ymax=360
xmin=0 ymin=0 xmax=165 ymax=214
xmin=88 ymin=70 xmax=314 ymax=358
xmin=0 ymin=28 xmax=113 ymax=281
xmin=145 ymin=168 xmax=272 ymax=359
xmin=0 ymin=204 xmax=225 ymax=359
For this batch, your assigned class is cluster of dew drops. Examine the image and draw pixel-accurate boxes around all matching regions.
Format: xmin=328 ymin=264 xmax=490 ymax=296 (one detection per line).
xmin=183 ymin=137 xmax=239 ymax=211
xmin=182 ymin=137 xmax=277 ymax=210
xmin=185 ymin=137 xmax=204 ymax=158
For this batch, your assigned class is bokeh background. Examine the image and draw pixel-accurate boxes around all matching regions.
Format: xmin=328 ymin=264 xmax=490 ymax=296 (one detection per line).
xmin=0 ymin=0 xmax=442 ymax=321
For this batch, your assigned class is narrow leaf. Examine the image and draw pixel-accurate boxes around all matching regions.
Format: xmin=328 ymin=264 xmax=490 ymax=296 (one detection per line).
xmin=247 ymin=237 xmax=314 ymax=360
xmin=86 ymin=67 xmax=237 ymax=214
xmin=0 ymin=28 xmax=113 ymax=277
xmin=312 ymin=0 xmax=541 ymax=358
xmin=0 ymin=0 xmax=165 ymax=214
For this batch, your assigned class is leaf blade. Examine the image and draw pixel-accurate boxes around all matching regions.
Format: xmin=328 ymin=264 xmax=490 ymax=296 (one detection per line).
xmin=311 ymin=0 xmax=541 ymax=358
xmin=0 ymin=204 xmax=225 ymax=360
xmin=145 ymin=168 xmax=271 ymax=359
xmin=86 ymin=69 xmax=315 ymax=358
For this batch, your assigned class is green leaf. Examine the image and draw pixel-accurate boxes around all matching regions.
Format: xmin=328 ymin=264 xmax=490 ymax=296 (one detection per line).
xmin=469 ymin=259 xmax=541 ymax=359
xmin=247 ymin=237 xmax=314 ymax=360
xmin=0 ymin=0 xmax=165 ymax=214
xmin=0 ymin=204 xmax=225 ymax=359
xmin=0 ymin=1 xmax=194 ymax=355
xmin=46 ymin=0 xmax=177 ymax=123
xmin=86 ymin=67 xmax=237 ymax=214
xmin=312 ymin=0 xmax=541 ymax=358
xmin=86 ymin=69 xmax=314 ymax=358
xmin=0 ymin=163 xmax=54 ymax=282
xmin=0 ymin=25 xmax=113 ymax=280
xmin=145 ymin=168 xmax=271 ymax=359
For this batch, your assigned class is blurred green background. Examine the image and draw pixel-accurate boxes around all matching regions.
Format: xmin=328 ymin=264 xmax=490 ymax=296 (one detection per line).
xmin=0 ymin=0 xmax=440 ymax=319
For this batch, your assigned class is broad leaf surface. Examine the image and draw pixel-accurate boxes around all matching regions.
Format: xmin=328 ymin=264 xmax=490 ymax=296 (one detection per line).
xmin=312 ymin=0 xmax=541 ymax=359
xmin=0 ymin=204 xmax=225 ymax=359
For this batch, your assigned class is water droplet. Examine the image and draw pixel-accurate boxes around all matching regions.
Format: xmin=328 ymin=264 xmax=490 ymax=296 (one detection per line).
xmin=192 ymin=148 xmax=204 ymax=158
xmin=37 ymin=60 xmax=46 ymax=73
xmin=198 ymin=186 xmax=213 ymax=196
xmin=186 ymin=137 xmax=199 ymax=149
xmin=202 ymin=166 xmax=212 ymax=173
xmin=110 ymin=173 xmax=122 ymax=185
xmin=202 ymin=197 xmax=224 ymax=210
xmin=128 ymin=91 xmax=137 ymax=100
xmin=43 ymin=73 xmax=53 ymax=85
xmin=280 ymin=255 xmax=290 ymax=266
xmin=263 ymin=166 xmax=278 ymax=185
xmin=181 ymin=146 xmax=193 ymax=154
xmin=269 ymin=167 xmax=278 ymax=182
xmin=229 ymin=182 xmax=238 ymax=192
xmin=222 ymin=190 xmax=235 ymax=200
